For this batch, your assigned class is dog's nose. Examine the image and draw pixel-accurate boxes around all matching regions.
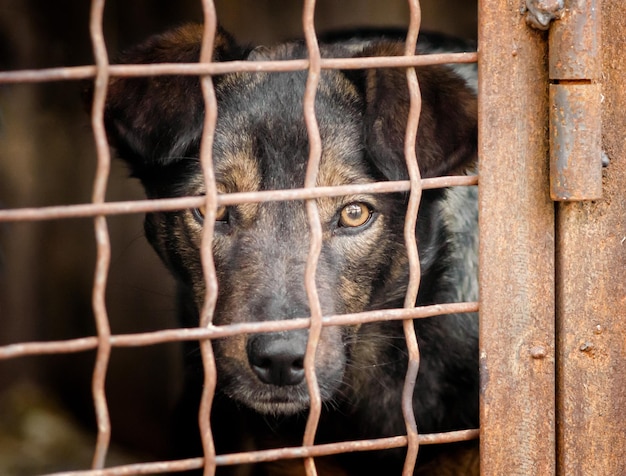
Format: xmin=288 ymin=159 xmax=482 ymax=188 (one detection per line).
xmin=247 ymin=332 xmax=307 ymax=386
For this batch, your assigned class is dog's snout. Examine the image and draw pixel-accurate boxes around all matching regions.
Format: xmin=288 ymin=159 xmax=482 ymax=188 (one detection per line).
xmin=247 ymin=332 xmax=307 ymax=386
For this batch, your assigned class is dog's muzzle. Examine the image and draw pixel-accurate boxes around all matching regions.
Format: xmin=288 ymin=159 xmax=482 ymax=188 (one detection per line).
xmin=246 ymin=330 xmax=308 ymax=386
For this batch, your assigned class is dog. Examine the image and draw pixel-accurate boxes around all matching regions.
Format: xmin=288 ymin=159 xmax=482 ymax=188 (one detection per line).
xmin=100 ymin=23 xmax=479 ymax=475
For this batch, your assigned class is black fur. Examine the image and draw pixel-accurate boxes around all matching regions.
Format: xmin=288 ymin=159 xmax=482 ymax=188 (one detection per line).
xmin=100 ymin=24 xmax=479 ymax=475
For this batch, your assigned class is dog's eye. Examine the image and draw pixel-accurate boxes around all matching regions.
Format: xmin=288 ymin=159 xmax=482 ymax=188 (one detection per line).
xmin=339 ymin=202 xmax=372 ymax=228
xmin=194 ymin=205 xmax=228 ymax=223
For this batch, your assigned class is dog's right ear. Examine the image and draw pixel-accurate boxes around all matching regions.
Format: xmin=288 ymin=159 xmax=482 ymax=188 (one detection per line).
xmin=90 ymin=24 xmax=244 ymax=178
xmin=345 ymin=42 xmax=477 ymax=180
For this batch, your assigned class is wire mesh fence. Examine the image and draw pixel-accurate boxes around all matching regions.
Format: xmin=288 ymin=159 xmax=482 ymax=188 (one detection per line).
xmin=0 ymin=0 xmax=479 ymax=474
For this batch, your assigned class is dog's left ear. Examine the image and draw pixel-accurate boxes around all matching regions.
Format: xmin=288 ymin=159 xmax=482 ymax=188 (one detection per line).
xmin=89 ymin=24 xmax=245 ymax=179
xmin=347 ymin=42 xmax=477 ymax=180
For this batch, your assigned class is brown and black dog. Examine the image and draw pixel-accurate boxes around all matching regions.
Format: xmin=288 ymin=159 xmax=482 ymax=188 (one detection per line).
xmin=101 ymin=24 xmax=479 ymax=475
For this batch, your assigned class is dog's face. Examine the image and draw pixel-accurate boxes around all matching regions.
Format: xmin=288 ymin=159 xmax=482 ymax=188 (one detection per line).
xmin=102 ymin=25 xmax=477 ymax=416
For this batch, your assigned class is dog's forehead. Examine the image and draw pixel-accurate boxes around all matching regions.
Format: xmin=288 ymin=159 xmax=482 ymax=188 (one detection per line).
xmin=212 ymin=67 xmax=368 ymax=192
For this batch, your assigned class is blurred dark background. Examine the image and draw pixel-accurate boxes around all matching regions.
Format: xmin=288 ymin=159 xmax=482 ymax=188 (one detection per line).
xmin=0 ymin=0 xmax=476 ymax=472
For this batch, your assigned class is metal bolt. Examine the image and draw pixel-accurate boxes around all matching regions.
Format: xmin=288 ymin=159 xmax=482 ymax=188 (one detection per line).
xmin=580 ymin=342 xmax=594 ymax=352
xmin=530 ymin=346 xmax=547 ymax=359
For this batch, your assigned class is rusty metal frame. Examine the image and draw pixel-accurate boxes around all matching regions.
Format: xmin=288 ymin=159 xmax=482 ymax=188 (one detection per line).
xmin=478 ymin=0 xmax=555 ymax=474
xmin=478 ymin=2 xmax=626 ymax=476
xmin=555 ymin=1 xmax=626 ymax=475
xmin=0 ymin=0 xmax=480 ymax=475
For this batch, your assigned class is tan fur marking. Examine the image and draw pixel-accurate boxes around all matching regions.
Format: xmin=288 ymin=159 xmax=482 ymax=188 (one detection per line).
xmin=218 ymin=71 xmax=267 ymax=94
xmin=216 ymin=147 xmax=261 ymax=225
xmin=316 ymin=144 xmax=376 ymax=229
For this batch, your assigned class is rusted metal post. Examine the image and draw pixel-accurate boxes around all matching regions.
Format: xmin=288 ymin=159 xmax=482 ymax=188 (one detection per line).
xmin=556 ymin=1 xmax=626 ymax=474
xmin=478 ymin=0 xmax=555 ymax=474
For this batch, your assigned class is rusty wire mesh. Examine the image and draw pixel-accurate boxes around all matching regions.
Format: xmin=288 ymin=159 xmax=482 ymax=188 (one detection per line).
xmin=0 ymin=0 xmax=479 ymax=474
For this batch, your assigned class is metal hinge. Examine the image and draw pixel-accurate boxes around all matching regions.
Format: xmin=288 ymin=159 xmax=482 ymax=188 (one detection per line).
xmin=526 ymin=0 xmax=604 ymax=201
